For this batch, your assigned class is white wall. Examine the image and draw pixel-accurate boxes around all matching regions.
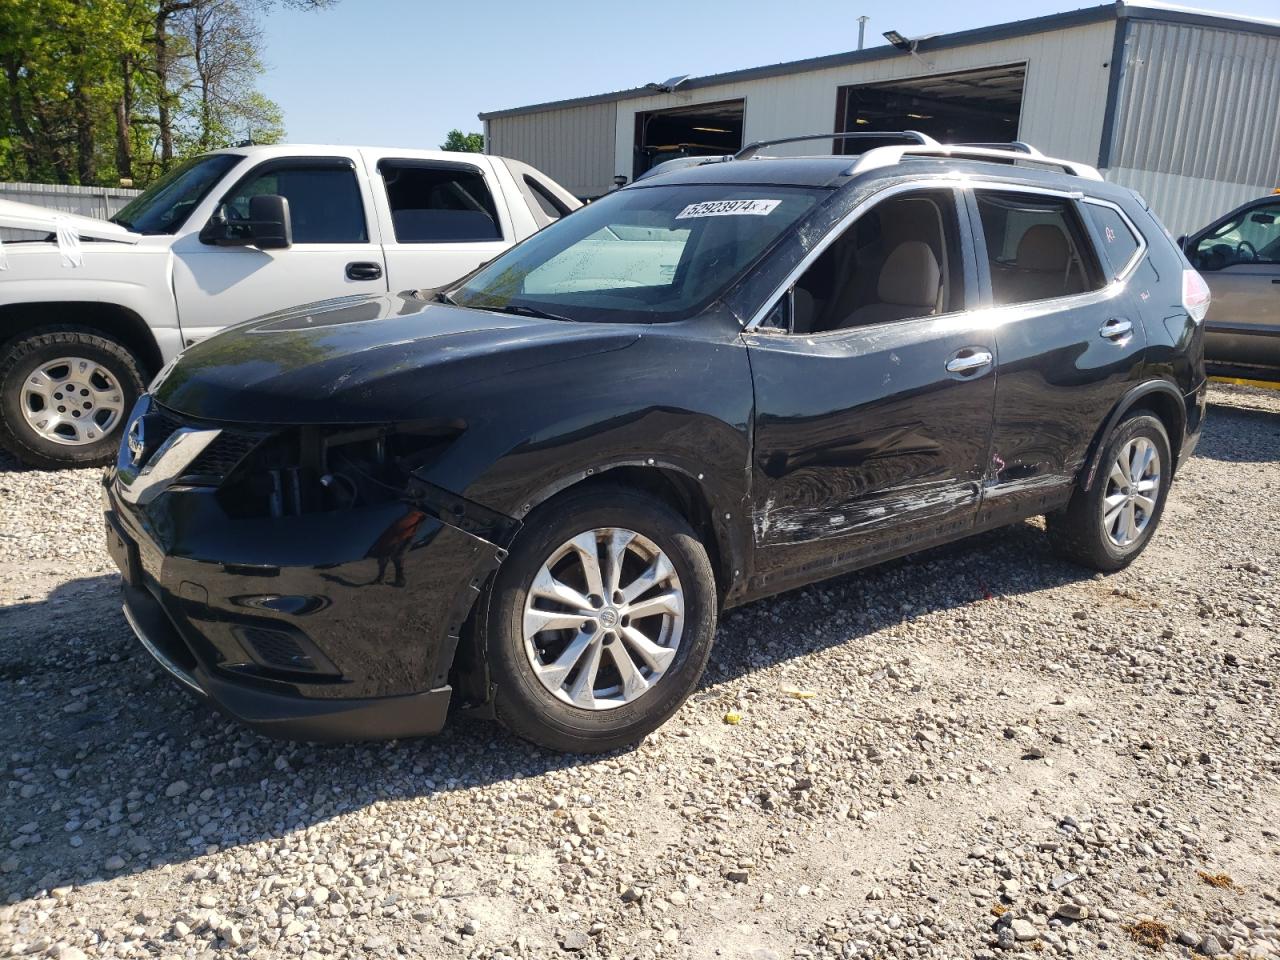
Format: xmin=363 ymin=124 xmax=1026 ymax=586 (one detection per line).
xmin=610 ymin=21 xmax=1117 ymax=175
xmin=486 ymin=101 xmax=618 ymax=199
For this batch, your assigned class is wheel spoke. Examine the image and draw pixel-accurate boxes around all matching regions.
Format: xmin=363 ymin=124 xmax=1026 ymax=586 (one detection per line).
xmin=620 ymin=553 xmax=674 ymax=604
xmin=523 ymin=606 xmax=592 ymax=636
xmin=1103 ymin=491 xmax=1128 ymax=511
xmin=533 ymin=628 xmax=597 ymax=690
xmin=567 ymin=532 xmax=606 ymax=599
xmin=25 ymin=369 xmax=56 ymax=402
xmin=1132 ymin=440 xmax=1155 ymax=481
xmin=565 ymin=636 xmax=604 ymax=708
xmin=1121 ymin=501 xmax=1137 ymax=542
xmin=1134 ymin=494 xmax=1157 ymax=515
xmin=624 ymin=589 xmax=683 ymax=621
xmin=1108 ymin=459 xmax=1128 ymax=491
xmin=619 ymin=625 xmax=676 ymax=672
xmin=607 ymin=639 xmax=649 ymax=700
xmin=602 ymin=529 xmax=635 ymax=598
xmin=530 ymin=565 xmax=594 ymax=612
xmin=1104 ymin=502 xmax=1126 ymax=529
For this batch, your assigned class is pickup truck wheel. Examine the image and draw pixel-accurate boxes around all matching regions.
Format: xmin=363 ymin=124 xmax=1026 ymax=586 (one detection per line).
xmin=0 ymin=327 xmax=145 ymax=470
xmin=484 ymin=486 xmax=718 ymax=753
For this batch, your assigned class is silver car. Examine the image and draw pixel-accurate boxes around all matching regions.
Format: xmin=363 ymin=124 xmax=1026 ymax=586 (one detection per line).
xmin=1184 ymin=195 xmax=1280 ymax=380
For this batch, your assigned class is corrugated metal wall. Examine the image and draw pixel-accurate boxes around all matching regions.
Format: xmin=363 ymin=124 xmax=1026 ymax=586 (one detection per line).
xmin=486 ymin=101 xmax=617 ymax=199
xmin=1107 ymin=20 xmax=1280 ymax=235
xmin=0 ymin=181 xmax=139 ymax=241
xmin=609 ymin=21 xmax=1116 ymax=169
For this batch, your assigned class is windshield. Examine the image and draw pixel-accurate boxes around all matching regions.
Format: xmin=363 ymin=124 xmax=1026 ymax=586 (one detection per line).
xmin=449 ymin=184 xmax=825 ymax=323
xmin=111 ymin=153 xmax=241 ymax=234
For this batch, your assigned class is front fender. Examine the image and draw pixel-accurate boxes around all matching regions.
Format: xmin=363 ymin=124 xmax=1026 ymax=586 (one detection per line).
xmin=411 ymin=327 xmax=756 ymax=595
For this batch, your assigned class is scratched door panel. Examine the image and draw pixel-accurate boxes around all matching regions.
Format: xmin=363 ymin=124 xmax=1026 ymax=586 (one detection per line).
xmin=970 ymin=189 xmax=1148 ymax=525
xmin=745 ymin=314 xmax=996 ymax=589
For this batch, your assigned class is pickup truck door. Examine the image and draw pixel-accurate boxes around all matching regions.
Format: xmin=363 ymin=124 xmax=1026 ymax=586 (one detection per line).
xmin=363 ymin=153 xmax=515 ymax=293
xmin=170 ymin=156 xmax=388 ymax=345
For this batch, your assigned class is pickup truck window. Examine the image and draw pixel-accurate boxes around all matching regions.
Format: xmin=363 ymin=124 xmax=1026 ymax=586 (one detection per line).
xmin=379 ymin=160 xmax=503 ymax=243
xmin=224 ymin=162 xmax=368 ymax=244
xmin=524 ymin=175 xmax=571 ymax=220
xmin=110 ymin=153 xmax=240 ymax=234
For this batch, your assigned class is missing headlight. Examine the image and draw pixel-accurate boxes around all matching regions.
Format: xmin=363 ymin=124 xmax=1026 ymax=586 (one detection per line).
xmin=217 ymin=423 xmax=461 ymax=518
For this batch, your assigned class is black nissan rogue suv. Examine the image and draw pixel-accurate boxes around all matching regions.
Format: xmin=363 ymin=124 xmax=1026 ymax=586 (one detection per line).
xmin=103 ymin=134 xmax=1209 ymax=753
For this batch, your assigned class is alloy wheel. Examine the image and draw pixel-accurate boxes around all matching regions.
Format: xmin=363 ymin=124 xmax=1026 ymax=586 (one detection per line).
xmin=1101 ymin=436 xmax=1161 ymax=547
xmin=522 ymin=527 xmax=685 ymax=710
xmin=20 ymin=356 xmax=125 ymax=446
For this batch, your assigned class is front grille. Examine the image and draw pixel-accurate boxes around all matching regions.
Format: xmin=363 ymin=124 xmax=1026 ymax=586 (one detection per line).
xmin=151 ymin=402 xmax=264 ymax=482
xmin=188 ymin=433 xmax=260 ymax=478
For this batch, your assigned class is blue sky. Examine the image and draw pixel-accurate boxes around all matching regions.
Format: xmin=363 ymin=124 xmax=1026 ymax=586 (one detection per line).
xmin=258 ymin=0 xmax=1279 ymax=149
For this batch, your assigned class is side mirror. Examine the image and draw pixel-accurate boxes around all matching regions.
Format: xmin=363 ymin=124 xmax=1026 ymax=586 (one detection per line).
xmin=246 ymin=194 xmax=292 ymax=249
xmin=199 ymin=194 xmax=292 ymax=249
xmin=1176 ymin=234 xmax=1188 ymax=249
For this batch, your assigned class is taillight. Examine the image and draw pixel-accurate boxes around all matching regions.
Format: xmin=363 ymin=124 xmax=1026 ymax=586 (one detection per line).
xmin=1182 ymin=269 xmax=1210 ymax=324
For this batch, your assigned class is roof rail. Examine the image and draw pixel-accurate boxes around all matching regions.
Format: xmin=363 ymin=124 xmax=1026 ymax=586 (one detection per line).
xmin=734 ymin=130 xmax=938 ymax=160
xmin=952 ymin=141 xmax=1042 ymax=156
xmin=848 ymin=144 xmax=1103 ymax=180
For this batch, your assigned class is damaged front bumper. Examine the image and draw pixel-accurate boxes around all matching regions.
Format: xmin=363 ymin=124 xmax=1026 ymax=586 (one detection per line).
xmin=102 ymin=453 xmax=516 ymax=742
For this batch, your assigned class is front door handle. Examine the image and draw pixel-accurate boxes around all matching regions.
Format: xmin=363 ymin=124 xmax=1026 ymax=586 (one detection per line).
xmin=1100 ymin=317 xmax=1133 ymax=341
xmin=945 ymin=348 xmax=993 ymax=376
xmin=346 ymin=261 xmax=383 ymax=282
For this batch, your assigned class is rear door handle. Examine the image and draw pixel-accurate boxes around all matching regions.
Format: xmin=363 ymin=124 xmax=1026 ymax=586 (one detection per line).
xmin=945 ymin=348 xmax=993 ymax=376
xmin=345 ymin=261 xmax=383 ymax=282
xmin=1100 ymin=317 xmax=1132 ymax=341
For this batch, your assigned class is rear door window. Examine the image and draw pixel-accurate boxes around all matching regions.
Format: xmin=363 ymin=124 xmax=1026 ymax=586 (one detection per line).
xmin=379 ymin=160 xmax=503 ymax=243
xmin=974 ymin=191 xmax=1106 ymax=305
xmin=1084 ymin=202 xmax=1143 ymax=278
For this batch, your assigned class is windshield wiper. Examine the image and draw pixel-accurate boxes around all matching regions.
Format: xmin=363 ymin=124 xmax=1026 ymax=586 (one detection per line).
xmin=432 ymin=290 xmax=457 ymax=305
xmin=494 ymin=303 xmax=575 ymax=323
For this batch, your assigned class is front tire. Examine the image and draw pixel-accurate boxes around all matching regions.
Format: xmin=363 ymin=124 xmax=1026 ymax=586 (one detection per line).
xmin=0 ymin=326 xmax=145 ymax=470
xmin=484 ymin=486 xmax=718 ymax=753
xmin=1047 ymin=413 xmax=1172 ymax=571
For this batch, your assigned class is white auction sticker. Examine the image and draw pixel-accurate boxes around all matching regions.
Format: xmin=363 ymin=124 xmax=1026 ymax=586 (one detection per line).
xmin=675 ymin=199 xmax=782 ymax=219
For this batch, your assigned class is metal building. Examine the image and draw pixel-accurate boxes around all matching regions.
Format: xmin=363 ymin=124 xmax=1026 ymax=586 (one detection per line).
xmin=480 ymin=1 xmax=1280 ymax=235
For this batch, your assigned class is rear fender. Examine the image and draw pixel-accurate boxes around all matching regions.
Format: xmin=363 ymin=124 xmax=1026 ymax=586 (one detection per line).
xmin=1080 ymin=379 xmax=1187 ymax=492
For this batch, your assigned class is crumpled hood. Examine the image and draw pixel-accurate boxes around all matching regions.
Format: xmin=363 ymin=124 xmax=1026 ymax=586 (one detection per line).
xmin=154 ymin=292 xmax=640 ymax=424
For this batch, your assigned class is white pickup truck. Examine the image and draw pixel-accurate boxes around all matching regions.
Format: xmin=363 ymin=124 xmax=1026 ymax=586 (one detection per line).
xmin=0 ymin=144 xmax=579 ymax=468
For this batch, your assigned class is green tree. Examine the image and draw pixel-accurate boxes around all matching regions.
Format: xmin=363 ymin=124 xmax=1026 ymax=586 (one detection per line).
xmin=0 ymin=0 xmax=334 ymax=187
xmin=441 ymin=129 xmax=484 ymax=153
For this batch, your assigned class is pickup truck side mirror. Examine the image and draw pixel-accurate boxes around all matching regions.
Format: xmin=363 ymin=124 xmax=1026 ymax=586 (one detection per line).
xmin=199 ymin=194 xmax=293 ymax=250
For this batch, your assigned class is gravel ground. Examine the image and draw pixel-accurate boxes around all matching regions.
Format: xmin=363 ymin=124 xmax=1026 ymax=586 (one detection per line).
xmin=1 ymin=383 xmax=1277 ymax=960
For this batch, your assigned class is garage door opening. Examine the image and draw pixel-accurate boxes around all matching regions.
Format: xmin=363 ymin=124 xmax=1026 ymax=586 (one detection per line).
xmin=633 ymin=99 xmax=744 ymax=180
xmin=834 ymin=64 xmax=1025 ymax=152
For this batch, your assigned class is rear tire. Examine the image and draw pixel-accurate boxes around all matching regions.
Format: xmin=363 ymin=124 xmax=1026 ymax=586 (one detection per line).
xmin=1047 ymin=413 xmax=1172 ymax=572
xmin=483 ymin=485 xmax=717 ymax=753
xmin=0 ymin=326 xmax=145 ymax=470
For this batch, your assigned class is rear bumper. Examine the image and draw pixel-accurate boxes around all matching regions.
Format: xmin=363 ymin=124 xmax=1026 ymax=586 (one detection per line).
xmin=1179 ymin=378 xmax=1208 ymax=469
xmin=120 ymin=582 xmax=451 ymax=741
